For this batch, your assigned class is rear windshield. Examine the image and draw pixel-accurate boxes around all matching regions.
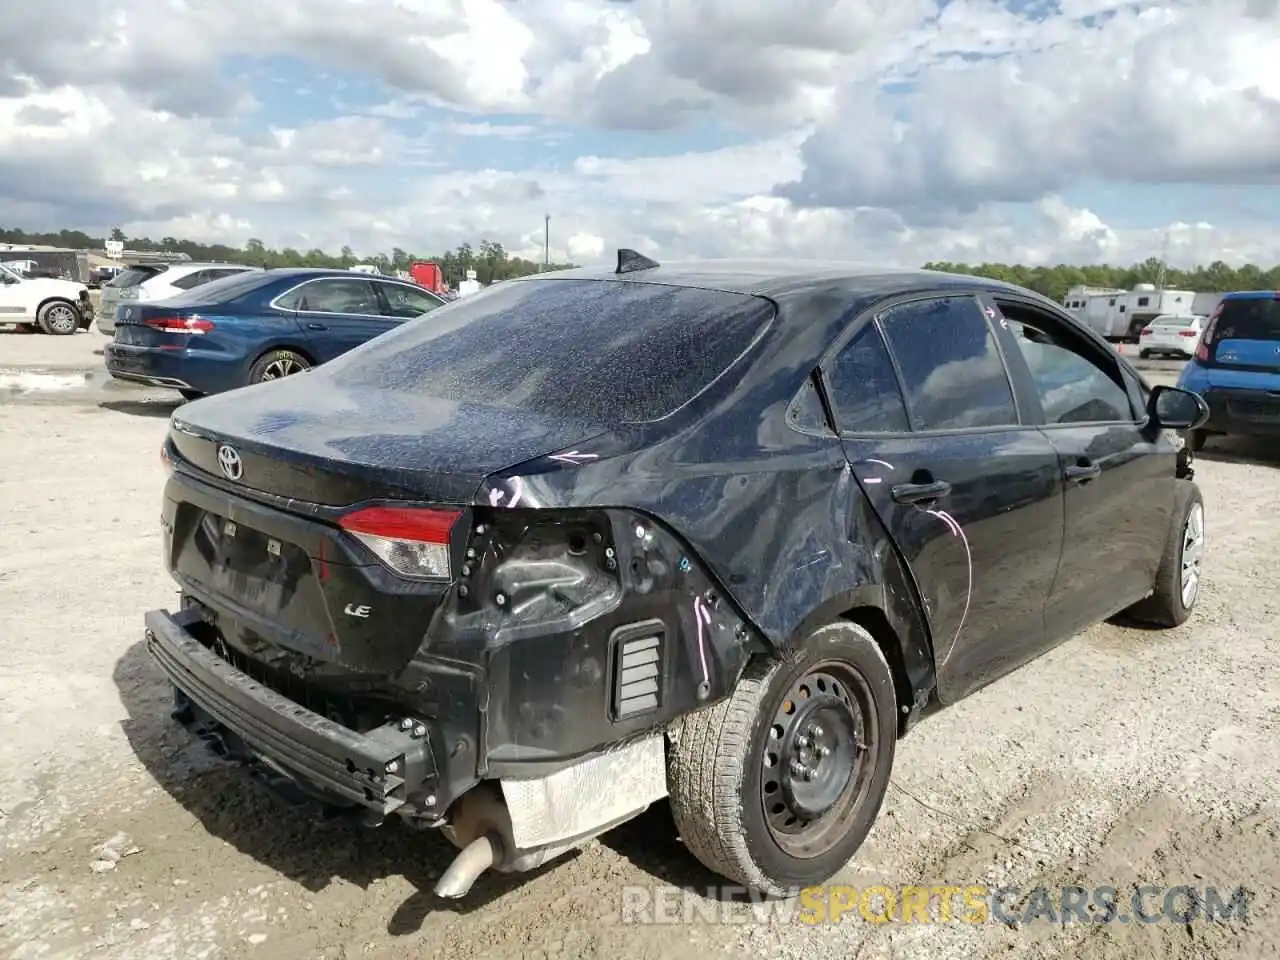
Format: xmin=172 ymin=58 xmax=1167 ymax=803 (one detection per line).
xmin=107 ymin=266 xmax=165 ymax=288
xmin=324 ymin=278 xmax=776 ymax=423
xmin=162 ymin=270 xmax=274 ymax=307
xmin=1218 ymin=298 xmax=1280 ymax=341
xmin=1154 ymin=315 xmax=1195 ymax=327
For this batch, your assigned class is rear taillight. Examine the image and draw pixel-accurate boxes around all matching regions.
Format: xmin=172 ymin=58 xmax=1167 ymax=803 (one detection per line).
xmin=1196 ymin=307 xmax=1222 ymax=361
xmin=338 ymin=506 xmax=461 ymax=580
xmin=1140 ymin=327 xmax=1153 ymax=336
xmin=1179 ymin=329 xmax=1196 ymax=337
xmin=144 ymin=315 xmax=214 ymax=334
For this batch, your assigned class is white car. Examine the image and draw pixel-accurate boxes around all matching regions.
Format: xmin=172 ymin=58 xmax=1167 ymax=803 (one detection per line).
xmin=97 ymin=261 xmax=260 ymax=335
xmin=1138 ymin=314 xmax=1205 ymax=359
xmin=0 ymin=262 xmax=94 ymax=335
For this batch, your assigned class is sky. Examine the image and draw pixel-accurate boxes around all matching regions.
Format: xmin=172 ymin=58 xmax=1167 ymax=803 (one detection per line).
xmin=0 ymin=0 xmax=1277 ymax=268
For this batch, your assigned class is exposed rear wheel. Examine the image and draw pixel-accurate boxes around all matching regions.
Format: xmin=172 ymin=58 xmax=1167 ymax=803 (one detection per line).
xmin=249 ymin=349 xmax=311 ymax=384
xmin=37 ymin=300 xmax=80 ymax=335
xmin=1185 ymin=429 xmax=1206 ymax=452
xmin=1124 ymin=483 xmax=1204 ymax=627
xmin=666 ymin=621 xmax=897 ymax=896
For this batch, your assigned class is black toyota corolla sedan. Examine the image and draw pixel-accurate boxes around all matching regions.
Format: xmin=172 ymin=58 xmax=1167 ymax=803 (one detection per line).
xmin=143 ymin=251 xmax=1209 ymax=898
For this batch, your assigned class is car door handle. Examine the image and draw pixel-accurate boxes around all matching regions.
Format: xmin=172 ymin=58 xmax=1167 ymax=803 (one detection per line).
xmin=1064 ymin=461 xmax=1101 ymax=485
xmin=305 ymin=322 xmax=326 ymax=330
xmin=890 ymin=480 xmax=951 ymax=504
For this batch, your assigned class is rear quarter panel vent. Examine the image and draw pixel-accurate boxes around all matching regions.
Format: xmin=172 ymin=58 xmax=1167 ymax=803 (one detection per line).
xmin=609 ymin=620 xmax=664 ymax=720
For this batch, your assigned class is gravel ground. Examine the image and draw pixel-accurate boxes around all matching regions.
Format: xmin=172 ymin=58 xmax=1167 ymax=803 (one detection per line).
xmin=1 ymin=333 xmax=1277 ymax=960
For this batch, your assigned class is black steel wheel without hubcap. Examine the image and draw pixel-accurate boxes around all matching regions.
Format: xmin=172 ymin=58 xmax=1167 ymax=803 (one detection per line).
xmin=760 ymin=662 xmax=876 ymax=859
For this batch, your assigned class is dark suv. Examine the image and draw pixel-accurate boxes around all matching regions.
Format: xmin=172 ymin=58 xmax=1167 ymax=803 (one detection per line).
xmin=143 ymin=253 xmax=1210 ymax=899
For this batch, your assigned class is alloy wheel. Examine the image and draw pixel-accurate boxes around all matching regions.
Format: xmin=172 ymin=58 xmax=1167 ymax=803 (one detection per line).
xmin=46 ymin=304 xmax=77 ymax=334
xmin=1180 ymin=502 xmax=1204 ymax=609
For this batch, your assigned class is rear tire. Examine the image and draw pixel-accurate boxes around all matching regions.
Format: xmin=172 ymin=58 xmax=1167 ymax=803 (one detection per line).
xmin=248 ymin=349 xmax=311 ymax=384
xmin=666 ymin=621 xmax=897 ymax=897
xmin=1138 ymin=349 xmax=1151 ymax=359
xmin=36 ymin=299 xmax=80 ymax=335
xmin=179 ymin=389 xmax=202 ymax=401
xmin=1124 ymin=483 xmax=1204 ymax=628
xmin=1185 ymin=429 xmax=1206 ymax=452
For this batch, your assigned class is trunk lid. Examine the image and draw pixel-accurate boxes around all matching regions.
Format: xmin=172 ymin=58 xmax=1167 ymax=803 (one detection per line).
xmin=169 ymin=372 xmax=607 ymax=506
xmin=112 ymin=302 xmax=206 ymax=346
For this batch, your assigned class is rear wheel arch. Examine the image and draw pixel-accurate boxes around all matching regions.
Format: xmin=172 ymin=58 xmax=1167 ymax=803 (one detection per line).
xmin=838 ymin=606 xmax=915 ymax=736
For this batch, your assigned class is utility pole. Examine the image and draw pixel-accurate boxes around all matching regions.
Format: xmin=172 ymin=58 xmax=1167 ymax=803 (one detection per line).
xmin=1156 ymin=231 xmax=1169 ymax=290
xmin=543 ymin=214 xmax=550 ymax=271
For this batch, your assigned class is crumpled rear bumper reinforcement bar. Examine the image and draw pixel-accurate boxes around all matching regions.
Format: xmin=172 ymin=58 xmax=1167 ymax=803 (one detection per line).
xmin=144 ymin=606 xmax=437 ymax=814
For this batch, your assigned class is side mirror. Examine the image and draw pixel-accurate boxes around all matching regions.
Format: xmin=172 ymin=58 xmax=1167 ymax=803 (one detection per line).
xmin=1148 ymin=384 xmax=1209 ymax=430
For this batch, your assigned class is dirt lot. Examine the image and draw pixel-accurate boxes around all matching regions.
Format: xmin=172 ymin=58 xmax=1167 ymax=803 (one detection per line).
xmin=1 ymin=329 xmax=1278 ymax=959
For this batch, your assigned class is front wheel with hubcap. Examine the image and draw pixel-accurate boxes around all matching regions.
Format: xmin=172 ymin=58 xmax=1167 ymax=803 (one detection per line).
xmin=248 ymin=349 xmax=311 ymax=384
xmin=666 ymin=620 xmax=897 ymax=897
xmin=37 ymin=300 xmax=80 ymax=335
xmin=1124 ymin=482 xmax=1204 ymax=627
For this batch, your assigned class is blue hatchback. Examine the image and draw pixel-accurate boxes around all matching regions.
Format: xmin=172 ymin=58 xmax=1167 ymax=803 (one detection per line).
xmin=1176 ymin=290 xmax=1280 ymax=450
xmin=104 ymin=268 xmax=446 ymax=399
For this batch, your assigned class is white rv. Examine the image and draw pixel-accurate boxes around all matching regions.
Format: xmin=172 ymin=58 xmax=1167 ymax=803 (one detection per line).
xmin=1063 ymin=284 xmax=1199 ymax=342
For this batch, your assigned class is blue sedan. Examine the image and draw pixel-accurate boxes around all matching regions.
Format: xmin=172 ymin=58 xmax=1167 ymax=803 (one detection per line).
xmin=104 ymin=268 xmax=446 ymax=399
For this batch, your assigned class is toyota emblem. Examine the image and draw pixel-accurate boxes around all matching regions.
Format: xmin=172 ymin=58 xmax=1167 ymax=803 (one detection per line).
xmin=216 ymin=444 xmax=243 ymax=481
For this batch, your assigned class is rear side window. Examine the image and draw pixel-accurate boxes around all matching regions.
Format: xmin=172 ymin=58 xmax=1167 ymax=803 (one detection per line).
xmin=826 ymin=323 xmax=909 ymax=433
xmin=1217 ymin=298 xmax=1280 ymax=341
xmin=168 ymin=270 xmax=208 ymax=290
xmin=324 ymin=279 xmax=775 ymax=424
xmin=107 ymin=266 xmax=164 ymax=288
xmin=878 ymin=296 xmax=1018 ymax=430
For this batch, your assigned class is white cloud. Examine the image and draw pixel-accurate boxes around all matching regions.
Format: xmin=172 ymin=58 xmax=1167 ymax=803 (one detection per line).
xmin=0 ymin=0 xmax=1275 ymax=271
xmin=781 ymin=0 xmax=1280 ymax=211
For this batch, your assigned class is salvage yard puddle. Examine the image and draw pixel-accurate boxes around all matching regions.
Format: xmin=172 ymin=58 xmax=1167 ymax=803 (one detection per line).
xmin=0 ymin=369 xmax=91 ymax=392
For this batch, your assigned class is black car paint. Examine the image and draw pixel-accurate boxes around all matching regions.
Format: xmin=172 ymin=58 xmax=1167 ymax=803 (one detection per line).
xmin=150 ymin=260 xmax=1184 ymax=826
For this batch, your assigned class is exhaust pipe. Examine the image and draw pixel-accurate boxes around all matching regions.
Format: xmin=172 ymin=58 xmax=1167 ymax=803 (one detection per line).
xmin=433 ymin=833 xmax=499 ymax=899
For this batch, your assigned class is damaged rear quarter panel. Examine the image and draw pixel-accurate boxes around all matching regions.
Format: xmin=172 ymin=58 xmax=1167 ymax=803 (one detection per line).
xmin=474 ymin=296 xmax=938 ymax=729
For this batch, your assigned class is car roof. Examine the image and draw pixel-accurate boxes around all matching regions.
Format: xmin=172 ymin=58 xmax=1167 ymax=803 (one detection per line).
xmin=1222 ymin=290 xmax=1280 ymax=300
xmin=262 ymin=268 xmax=413 ymax=280
xmin=515 ymin=257 xmax=1032 ymax=304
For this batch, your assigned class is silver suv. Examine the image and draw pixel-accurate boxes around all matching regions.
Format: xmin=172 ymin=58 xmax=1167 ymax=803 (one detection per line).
xmin=97 ymin=261 xmax=260 ymax=334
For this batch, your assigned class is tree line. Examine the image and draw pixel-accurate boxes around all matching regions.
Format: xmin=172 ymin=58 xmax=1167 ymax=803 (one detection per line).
xmin=2 ymin=226 xmax=1277 ymax=297
xmin=923 ymin=258 xmax=1280 ymax=303
xmin=0 ymin=227 xmax=574 ymax=287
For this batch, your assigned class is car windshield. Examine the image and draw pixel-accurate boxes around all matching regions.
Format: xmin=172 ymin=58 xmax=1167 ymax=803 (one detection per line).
xmin=1217 ymin=298 xmax=1280 ymax=342
xmin=323 ymin=278 xmax=776 ymax=424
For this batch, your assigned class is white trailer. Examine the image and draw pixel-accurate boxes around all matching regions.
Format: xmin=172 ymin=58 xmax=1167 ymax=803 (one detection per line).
xmin=1065 ymin=284 xmax=1199 ymax=342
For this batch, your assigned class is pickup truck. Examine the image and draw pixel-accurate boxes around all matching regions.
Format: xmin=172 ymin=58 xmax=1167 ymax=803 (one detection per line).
xmin=0 ymin=262 xmax=94 ymax=334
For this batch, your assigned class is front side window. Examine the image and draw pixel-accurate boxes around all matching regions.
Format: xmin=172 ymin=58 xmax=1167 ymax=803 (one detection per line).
xmin=1002 ymin=312 xmax=1133 ymax=424
xmin=825 ymin=322 xmax=909 ymax=433
xmin=878 ymin=296 xmax=1019 ymax=430
xmin=377 ymin=282 xmax=444 ymax=319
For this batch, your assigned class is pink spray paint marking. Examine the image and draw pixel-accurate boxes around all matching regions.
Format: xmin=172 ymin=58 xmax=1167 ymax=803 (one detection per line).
xmin=692 ymin=596 xmax=712 ymax=689
xmin=926 ymin=508 xmax=972 ymax=667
